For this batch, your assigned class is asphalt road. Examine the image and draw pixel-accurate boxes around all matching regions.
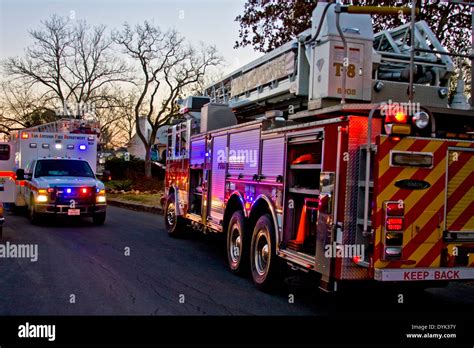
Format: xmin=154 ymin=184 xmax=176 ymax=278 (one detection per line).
xmin=0 ymin=206 xmax=473 ymax=316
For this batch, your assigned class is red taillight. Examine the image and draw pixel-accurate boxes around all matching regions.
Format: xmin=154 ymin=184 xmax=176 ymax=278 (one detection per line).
xmin=382 ymin=201 xmax=405 ymax=260
xmin=385 ymin=110 xmax=408 ymax=124
xmin=386 ymin=217 xmax=403 ymax=231
xmin=386 ymin=202 xmax=404 ymax=216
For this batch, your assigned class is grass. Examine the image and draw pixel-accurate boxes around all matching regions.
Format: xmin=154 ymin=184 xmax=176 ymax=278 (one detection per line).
xmin=105 ymin=178 xmax=164 ymax=193
xmin=105 ymin=180 xmax=133 ymax=191
xmin=107 ymin=193 xmax=162 ymax=207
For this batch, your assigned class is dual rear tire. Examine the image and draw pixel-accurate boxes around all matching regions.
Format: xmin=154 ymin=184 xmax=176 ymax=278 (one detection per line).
xmin=164 ymin=196 xmax=279 ymax=291
xmin=226 ymin=212 xmax=278 ymax=291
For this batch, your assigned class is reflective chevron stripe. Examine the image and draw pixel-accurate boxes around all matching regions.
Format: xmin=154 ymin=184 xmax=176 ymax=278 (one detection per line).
xmin=373 ymin=136 xmax=474 ymax=270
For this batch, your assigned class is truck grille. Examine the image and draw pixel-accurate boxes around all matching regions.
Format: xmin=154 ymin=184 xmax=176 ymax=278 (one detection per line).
xmin=52 ymin=187 xmax=95 ymax=205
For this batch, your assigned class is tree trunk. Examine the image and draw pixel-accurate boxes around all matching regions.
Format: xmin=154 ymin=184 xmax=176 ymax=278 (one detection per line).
xmin=145 ymin=145 xmax=152 ymax=178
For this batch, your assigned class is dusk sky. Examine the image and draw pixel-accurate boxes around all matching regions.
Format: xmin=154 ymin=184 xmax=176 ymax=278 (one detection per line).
xmin=0 ymin=0 xmax=261 ymax=76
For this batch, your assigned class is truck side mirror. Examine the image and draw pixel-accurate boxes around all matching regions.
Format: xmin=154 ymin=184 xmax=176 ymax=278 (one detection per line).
xmin=16 ymin=169 xmax=25 ymax=180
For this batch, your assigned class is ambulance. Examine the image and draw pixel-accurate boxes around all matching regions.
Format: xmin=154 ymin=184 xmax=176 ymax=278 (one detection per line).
xmin=0 ymin=119 xmax=107 ymax=225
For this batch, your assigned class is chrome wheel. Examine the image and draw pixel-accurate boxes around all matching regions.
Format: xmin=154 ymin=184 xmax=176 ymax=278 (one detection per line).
xmin=250 ymin=214 xmax=278 ymax=291
xmin=226 ymin=210 xmax=248 ymax=274
xmin=230 ymin=226 xmax=241 ymax=263
xmin=166 ymin=202 xmax=176 ymax=227
xmin=254 ymin=230 xmax=269 ymax=276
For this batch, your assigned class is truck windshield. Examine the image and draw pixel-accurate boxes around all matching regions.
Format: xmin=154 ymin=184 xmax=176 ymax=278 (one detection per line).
xmin=34 ymin=160 xmax=95 ymax=178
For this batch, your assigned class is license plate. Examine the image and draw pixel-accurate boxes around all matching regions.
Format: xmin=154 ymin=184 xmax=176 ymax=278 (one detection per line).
xmin=68 ymin=209 xmax=80 ymax=216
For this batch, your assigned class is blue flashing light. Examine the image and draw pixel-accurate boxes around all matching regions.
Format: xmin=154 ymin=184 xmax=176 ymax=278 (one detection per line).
xmin=66 ymin=188 xmax=72 ymax=194
xmin=79 ymin=144 xmax=87 ymax=151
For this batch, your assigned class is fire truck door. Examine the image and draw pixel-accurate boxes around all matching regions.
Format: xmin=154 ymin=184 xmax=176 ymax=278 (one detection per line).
xmin=208 ymin=134 xmax=228 ymax=224
xmin=0 ymin=143 xmax=16 ymax=203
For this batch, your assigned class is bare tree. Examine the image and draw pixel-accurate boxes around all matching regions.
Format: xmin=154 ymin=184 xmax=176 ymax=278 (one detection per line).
xmin=113 ymin=21 xmax=222 ymax=177
xmin=93 ymin=88 xmax=140 ymax=149
xmin=0 ymin=81 xmax=55 ymax=136
xmin=3 ymin=15 xmax=131 ymax=118
xmin=115 ymin=91 xmax=140 ymax=146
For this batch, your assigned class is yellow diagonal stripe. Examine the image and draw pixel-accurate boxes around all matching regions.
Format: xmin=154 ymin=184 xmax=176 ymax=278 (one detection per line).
xmin=446 ymin=152 xmax=474 ymax=231
xmin=377 ymin=141 xmax=446 ymax=211
xmin=377 ymin=138 xmax=416 ymax=179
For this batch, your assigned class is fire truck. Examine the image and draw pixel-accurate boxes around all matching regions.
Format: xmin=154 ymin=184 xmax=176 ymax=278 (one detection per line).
xmin=0 ymin=119 xmax=107 ymax=225
xmin=164 ymin=3 xmax=474 ymax=291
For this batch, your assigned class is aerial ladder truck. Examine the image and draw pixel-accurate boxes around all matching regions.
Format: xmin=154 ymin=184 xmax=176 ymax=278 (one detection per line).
xmin=163 ymin=2 xmax=474 ymax=292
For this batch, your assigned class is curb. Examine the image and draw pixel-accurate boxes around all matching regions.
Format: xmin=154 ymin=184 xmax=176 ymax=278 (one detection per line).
xmin=107 ymin=198 xmax=163 ymax=215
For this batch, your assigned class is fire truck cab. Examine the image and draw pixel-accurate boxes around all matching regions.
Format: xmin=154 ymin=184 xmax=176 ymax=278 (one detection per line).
xmin=164 ymin=3 xmax=474 ymax=292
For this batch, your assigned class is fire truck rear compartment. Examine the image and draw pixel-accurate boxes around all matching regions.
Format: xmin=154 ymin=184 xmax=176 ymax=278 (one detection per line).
xmin=283 ymin=136 xmax=322 ymax=256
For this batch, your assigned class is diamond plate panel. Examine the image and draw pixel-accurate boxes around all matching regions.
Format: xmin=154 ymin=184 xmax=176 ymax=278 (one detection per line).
xmin=341 ymin=116 xmax=380 ymax=280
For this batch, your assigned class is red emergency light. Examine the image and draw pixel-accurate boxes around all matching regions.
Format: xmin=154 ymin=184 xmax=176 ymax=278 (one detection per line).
xmin=386 ymin=218 xmax=403 ymax=231
xmin=21 ymin=133 xmax=29 ymax=139
xmin=385 ymin=109 xmax=408 ymax=124
xmin=386 ymin=202 xmax=404 ymax=216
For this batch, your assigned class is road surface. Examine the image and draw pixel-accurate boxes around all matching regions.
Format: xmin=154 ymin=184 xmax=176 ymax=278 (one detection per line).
xmin=0 ymin=206 xmax=473 ymax=315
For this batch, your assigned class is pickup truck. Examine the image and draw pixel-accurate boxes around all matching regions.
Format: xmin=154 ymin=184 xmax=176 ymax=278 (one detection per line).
xmin=16 ymin=158 xmax=107 ymax=225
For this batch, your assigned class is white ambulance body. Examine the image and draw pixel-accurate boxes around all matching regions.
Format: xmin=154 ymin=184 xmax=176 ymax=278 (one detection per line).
xmin=0 ymin=128 xmax=106 ymax=225
xmin=14 ymin=131 xmax=98 ymax=173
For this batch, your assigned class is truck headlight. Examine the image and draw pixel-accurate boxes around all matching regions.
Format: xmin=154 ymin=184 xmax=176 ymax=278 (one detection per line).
xmin=96 ymin=189 xmax=106 ymax=203
xmin=97 ymin=196 xmax=106 ymax=203
xmin=36 ymin=194 xmax=48 ymax=203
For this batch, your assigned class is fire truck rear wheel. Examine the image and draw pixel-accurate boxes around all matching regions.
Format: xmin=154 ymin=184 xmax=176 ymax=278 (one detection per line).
xmin=250 ymin=214 xmax=279 ymax=292
xmin=164 ymin=194 xmax=186 ymax=237
xmin=226 ymin=210 xmax=249 ymax=275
